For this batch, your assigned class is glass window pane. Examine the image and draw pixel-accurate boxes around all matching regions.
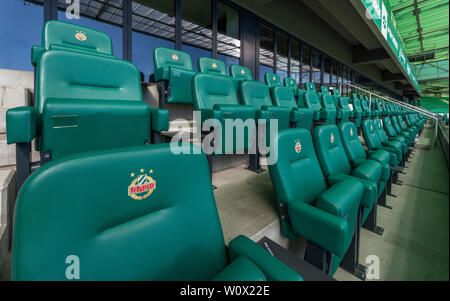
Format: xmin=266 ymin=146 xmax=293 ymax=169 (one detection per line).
xmin=312 ymin=50 xmax=321 ymax=85
xmin=217 ymin=2 xmax=240 ymax=72
xmin=259 ymin=24 xmax=274 ymax=82
xmin=0 ymin=0 xmax=43 ymax=71
xmin=58 ymin=0 xmax=123 ymax=58
xmin=301 ymin=45 xmax=310 ymax=86
xmin=276 ymin=33 xmax=288 ymax=82
xmin=290 ymin=40 xmax=300 ymax=85
xmin=324 ymin=58 xmax=331 ymax=85
xmin=132 ymin=0 xmax=175 ymax=80
xmin=182 ymin=0 xmax=212 ymax=71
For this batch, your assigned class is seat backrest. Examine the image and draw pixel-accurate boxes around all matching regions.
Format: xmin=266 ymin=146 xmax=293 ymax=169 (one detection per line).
xmin=32 ymin=20 xmax=114 ymax=65
xmin=12 ymin=143 xmax=227 ymax=280
xmin=382 ymin=117 xmax=398 ymax=137
xmin=268 ymin=128 xmax=327 ymax=206
xmin=153 ymin=47 xmax=194 ymax=73
xmin=361 ymin=120 xmax=382 ymax=149
xmin=265 ymin=73 xmax=282 ymax=87
xmin=320 ymin=86 xmax=330 ymax=95
xmin=333 ymin=89 xmax=340 ymax=96
xmin=390 ymin=116 xmax=402 ymax=133
xmin=36 ymin=50 xmax=142 ymax=114
xmin=339 ymin=122 xmax=367 ymax=164
xmin=305 ymin=82 xmax=316 ymax=92
xmin=284 ymin=77 xmax=298 ymax=90
xmin=312 ymin=125 xmax=352 ymax=176
xmin=270 ymin=86 xmax=297 ymax=110
xmin=374 ymin=119 xmax=390 ymax=143
xmin=240 ymin=80 xmax=273 ymax=109
xmin=193 ymin=73 xmax=239 ymax=110
xmin=198 ymin=57 xmax=227 ymax=76
xmin=36 ymin=50 xmax=148 ymax=158
xmin=229 ymin=65 xmax=253 ymax=81
xmin=321 ymin=94 xmax=336 ymax=110
xmin=298 ymin=89 xmax=307 ymax=107
xmin=352 ymin=94 xmax=360 ymax=102
xmin=353 ymin=99 xmax=363 ymax=112
xmin=304 ymin=92 xmax=322 ymax=110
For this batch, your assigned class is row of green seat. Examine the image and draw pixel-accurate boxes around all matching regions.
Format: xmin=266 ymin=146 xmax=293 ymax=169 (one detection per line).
xmin=8 ymin=20 xmax=304 ymax=281
xmin=7 ymin=20 xmax=170 ymax=190
xmin=268 ymin=107 xmax=426 ymax=277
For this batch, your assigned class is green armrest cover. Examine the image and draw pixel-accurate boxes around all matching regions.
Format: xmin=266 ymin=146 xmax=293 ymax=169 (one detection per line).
xmin=260 ymin=106 xmax=291 ymax=130
xmin=328 ymin=173 xmax=376 ymax=209
xmin=368 ymin=149 xmax=397 ymax=167
xmin=213 ymin=104 xmax=256 ymax=119
xmin=351 ymin=160 xmax=382 ymax=184
xmin=31 ymin=46 xmax=44 ymax=66
xmin=149 ymin=108 xmax=169 ymax=132
xmin=288 ymin=201 xmax=350 ymax=258
xmin=212 ymin=256 xmax=267 ymax=281
xmin=228 ymin=235 xmax=303 ymax=281
xmin=6 ymin=106 xmax=38 ymax=144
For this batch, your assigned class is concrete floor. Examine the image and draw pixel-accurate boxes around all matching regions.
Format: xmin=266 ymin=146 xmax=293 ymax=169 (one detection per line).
xmin=214 ymin=124 xmax=449 ymax=281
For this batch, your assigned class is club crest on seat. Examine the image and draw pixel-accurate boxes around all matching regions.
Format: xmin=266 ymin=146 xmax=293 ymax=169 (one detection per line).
xmin=128 ymin=169 xmax=156 ymax=200
xmin=295 ymin=139 xmax=302 ymax=153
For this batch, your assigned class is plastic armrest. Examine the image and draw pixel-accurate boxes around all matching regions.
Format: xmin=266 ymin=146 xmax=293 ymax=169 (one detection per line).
xmin=6 ymin=106 xmax=38 ymax=144
xmin=288 ymin=201 xmax=349 ymax=257
xmin=228 ymin=235 xmax=303 ymax=281
xmin=31 ymin=46 xmax=44 ymax=66
xmin=153 ymin=67 xmax=170 ymax=81
xmin=319 ymin=110 xmax=328 ymax=120
xmin=199 ymin=108 xmax=222 ymax=126
xmin=328 ymin=173 xmax=376 ymax=208
xmin=149 ymin=108 xmax=169 ymax=131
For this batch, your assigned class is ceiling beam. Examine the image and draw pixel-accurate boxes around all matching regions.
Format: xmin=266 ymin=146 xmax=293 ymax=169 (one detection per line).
xmin=403 ymin=89 xmax=418 ymax=96
xmin=352 ymin=45 xmax=391 ymax=65
xmin=395 ymin=82 xmax=412 ymax=90
xmin=413 ymin=0 xmax=425 ymax=53
xmin=382 ymin=71 xmax=405 ymax=82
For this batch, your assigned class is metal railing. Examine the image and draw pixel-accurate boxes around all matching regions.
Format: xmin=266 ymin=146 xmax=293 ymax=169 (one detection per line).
xmin=339 ymin=82 xmax=439 ymax=144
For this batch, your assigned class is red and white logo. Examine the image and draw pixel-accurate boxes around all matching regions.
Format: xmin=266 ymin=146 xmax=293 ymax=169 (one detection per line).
xmin=295 ymin=139 xmax=302 ymax=153
xmin=75 ymin=31 xmax=87 ymax=41
xmin=128 ymin=169 xmax=156 ymax=200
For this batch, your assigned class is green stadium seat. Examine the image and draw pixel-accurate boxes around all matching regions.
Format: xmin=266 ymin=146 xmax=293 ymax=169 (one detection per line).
xmin=312 ymin=125 xmax=382 ymax=232
xmin=351 ymin=98 xmax=364 ymax=127
xmin=268 ymin=128 xmax=364 ymax=277
xmin=331 ymin=89 xmax=340 ymax=107
xmin=303 ymin=83 xmax=336 ymax=125
xmin=198 ymin=57 xmax=227 ymax=76
xmin=192 ymin=73 xmax=256 ymax=156
xmin=7 ymin=50 xmax=169 ymax=190
xmin=229 ymin=64 xmax=253 ymax=82
xmin=339 ymin=122 xmax=392 ymax=210
xmin=11 ymin=143 xmax=303 ymax=281
xmin=361 ymin=120 xmax=402 ymax=168
xmin=240 ymin=80 xmax=292 ymax=130
xmin=153 ymin=47 xmax=196 ymax=105
xmin=264 ymin=73 xmax=314 ymax=130
xmin=31 ymin=20 xmax=114 ymax=67
xmin=377 ymin=119 xmax=408 ymax=158
xmin=284 ymin=77 xmax=299 ymax=96
xmin=337 ymin=97 xmax=352 ymax=125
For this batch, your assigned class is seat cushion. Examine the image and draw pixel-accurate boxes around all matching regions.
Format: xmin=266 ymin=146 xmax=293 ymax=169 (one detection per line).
xmin=211 ymin=256 xmax=267 ymax=281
